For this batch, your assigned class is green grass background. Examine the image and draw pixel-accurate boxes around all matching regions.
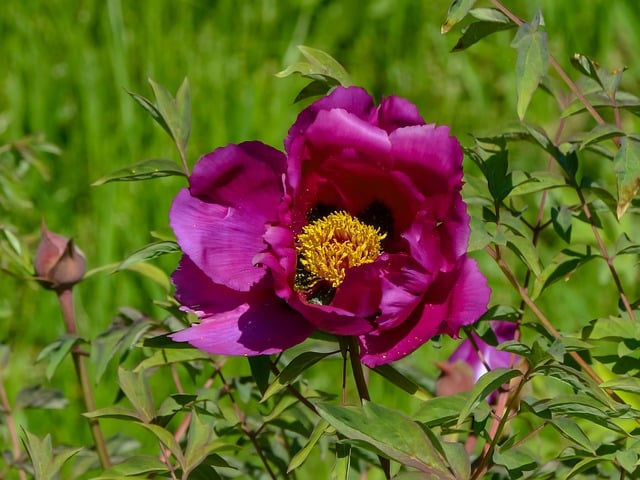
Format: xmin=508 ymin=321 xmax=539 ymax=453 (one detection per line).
xmin=1 ymin=0 xmax=640 ymax=477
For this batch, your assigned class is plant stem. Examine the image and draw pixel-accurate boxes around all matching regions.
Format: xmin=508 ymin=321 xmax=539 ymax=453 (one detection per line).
xmin=0 ymin=374 xmax=27 ymax=480
xmin=57 ymin=288 xmax=111 ymax=469
xmin=346 ymin=337 xmax=391 ymax=480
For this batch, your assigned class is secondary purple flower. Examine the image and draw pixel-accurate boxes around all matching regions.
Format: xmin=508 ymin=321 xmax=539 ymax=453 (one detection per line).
xmin=437 ymin=321 xmax=517 ymax=398
xmin=34 ymin=219 xmax=87 ymax=291
xmin=169 ymin=86 xmax=490 ymax=367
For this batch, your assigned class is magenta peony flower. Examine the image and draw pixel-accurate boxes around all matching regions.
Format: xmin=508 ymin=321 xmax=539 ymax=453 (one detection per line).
xmin=169 ymin=86 xmax=490 ymax=367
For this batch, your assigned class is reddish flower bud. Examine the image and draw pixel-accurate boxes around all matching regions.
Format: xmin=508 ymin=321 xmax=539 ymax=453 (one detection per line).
xmin=34 ymin=220 xmax=86 ymax=290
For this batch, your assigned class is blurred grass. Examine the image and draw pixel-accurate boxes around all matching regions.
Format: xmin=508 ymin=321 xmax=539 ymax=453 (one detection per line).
xmin=1 ymin=0 xmax=640 ymax=474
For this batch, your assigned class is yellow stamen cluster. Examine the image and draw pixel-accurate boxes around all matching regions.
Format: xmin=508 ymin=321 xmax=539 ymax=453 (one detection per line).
xmin=296 ymin=211 xmax=386 ymax=288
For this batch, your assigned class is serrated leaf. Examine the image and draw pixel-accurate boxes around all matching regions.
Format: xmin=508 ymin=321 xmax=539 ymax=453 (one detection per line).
xmin=457 ymin=369 xmax=522 ymax=427
xmin=318 ymin=402 xmax=454 ymax=479
xmin=118 ymin=367 xmax=156 ymax=423
xmin=441 ymin=0 xmax=478 ymax=33
xmin=262 ymin=351 xmax=334 ymax=401
xmin=614 ymin=137 xmax=640 ymax=218
xmin=36 ymin=334 xmax=80 ymax=381
xmin=16 ymin=385 xmax=68 ymax=410
xmin=511 ymin=11 xmax=550 ymax=120
xmin=116 ymin=241 xmax=180 ymax=271
xmin=452 ymin=20 xmax=515 ymax=52
xmin=371 ymin=364 xmax=431 ymax=401
xmin=92 ymin=158 xmax=185 ymax=186
xmin=288 ymin=419 xmax=330 ymax=472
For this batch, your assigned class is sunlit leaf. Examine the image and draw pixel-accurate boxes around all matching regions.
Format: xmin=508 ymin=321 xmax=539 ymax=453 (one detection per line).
xmin=318 ymin=402 xmax=454 ymax=479
xmin=135 ymin=348 xmax=210 ymax=371
xmin=277 ymin=45 xmax=351 ymax=87
xmin=371 ymin=364 xmax=431 ymax=401
xmin=452 ymin=20 xmax=515 ymax=52
xmin=573 ymin=123 xmax=624 ymax=150
xmin=184 ymin=412 xmax=222 ymax=475
xmin=138 ymin=423 xmax=185 ymax=468
xmin=548 ymin=417 xmax=595 ymax=453
xmin=511 ymin=11 xmax=549 ymax=120
xmin=116 ymin=241 xmax=181 ymax=271
xmin=93 ymin=455 xmax=168 ymax=479
xmin=441 ymin=0 xmax=478 ymax=33
xmin=83 ymin=405 xmax=142 ymax=421
xmin=509 ymin=170 xmax=567 ymax=196
xmin=21 ymin=429 xmax=82 ymax=480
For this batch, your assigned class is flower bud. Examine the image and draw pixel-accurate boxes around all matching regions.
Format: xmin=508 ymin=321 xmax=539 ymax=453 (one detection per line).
xmin=34 ymin=220 xmax=86 ymax=290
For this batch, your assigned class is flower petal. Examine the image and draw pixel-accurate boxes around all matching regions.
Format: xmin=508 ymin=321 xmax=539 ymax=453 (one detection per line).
xmin=170 ymin=142 xmax=286 ymax=291
xmin=171 ymin=257 xmax=314 ymax=355
xmin=376 ymin=95 xmax=425 ymax=133
xmin=359 ymin=257 xmax=490 ymax=367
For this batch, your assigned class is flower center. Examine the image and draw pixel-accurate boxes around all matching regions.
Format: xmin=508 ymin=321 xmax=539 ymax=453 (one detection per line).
xmin=295 ymin=211 xmax=386 ymax=289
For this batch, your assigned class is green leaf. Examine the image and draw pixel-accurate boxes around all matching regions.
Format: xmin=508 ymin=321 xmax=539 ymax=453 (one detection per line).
xmin=484 ymin=151 xmax=512 ymax=202
xmin=93 ymin=455 xmax=168 ymax=479
xmin=614 ymin=137 xmax=640 ymax=218
xmin=116 ymin=241 xmax=181 ymax=271
xmin=318 ymin=402 xmax=454 ymax=479
xmin=548 ymin=417 xmax=595 ymax=453
xmin=331 ymin=442 xmax=351 ymax=480
xmin=262 ymin=351 xmax=335 ymax=401
xmin=248 ymin=356 xmax=272 ymax=395
xmin=616 ymin=450 xmax=638 ymax=474
xmin=277 ymin=45 xmax=351 ymax=87
xmin=21 ymin=429 xmax=82 ymax=480
xmin=511 ymin=11 xmax=550 ymax=120
xmin=452 ymin=20 xmax=515 ymax=52
xmin=123 ymin=262 xmax=172 ymax=292
xmin=585 ymin=316 xmax=640 ymax=342
xmin=574 ymin=123 xmax=624 ymax=150
xmin=83 ymin=405 xmax=141 ymax=421
xmin=371 ymin=364 xmax=431 ymax=401
xmin=149 ymin=77 xmax=191 ymax=156
xmin=118 ymin=367 xmax=156 ymax=423
xmin=138 ymin=422 xmax=185 ymax=468
xmin=509 ymin=170 xmax=567 ymax=196
xmin=135 ymin=348 xmax=210 ymax=371
xmin=288 ymin=419 xmax=330 ymax=472
xmin=441 ymin=0 xmax=478 ymax=34
xmin=184 ymin=411 xmax=222 ymax=475
xmin=16 ymin=385 xmax=68 ymax=410
xmin=550 ymin=205 xmax=573 ymax=244
xmin=457 ymin=368 xmax=522 ymax=427
xmin=441 ymin=441 xmax=470 ymax=480
xmin=91 ymin=158 xmax=185 ymax=186
xmin=571 ymin=54 xmax=626 ymax=98
xmin=531 ymin=250 xmax=596 ymax=300
xmin=505 ymin=233 xmax=542 ymax=277
xmin=294 ymin=79 xmax=333 ymax=102
xmin=36 ymin=334 xmax=80 ymax=381
xmin=600 ymin=376 xmax=640 ymax=394
xmin=493 ymin=447 xmax=536 ymax=473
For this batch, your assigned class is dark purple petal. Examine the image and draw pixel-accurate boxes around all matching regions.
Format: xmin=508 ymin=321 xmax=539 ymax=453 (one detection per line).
xmin=288 ymin=294 xmax=375 ymax=335
xmin=171 ymin=257 xmax=314 ymax=355
xmin=170 ymin=142 xmax=286 ymax=291
xmin=376 ymin=95 xmax=425 ymax=133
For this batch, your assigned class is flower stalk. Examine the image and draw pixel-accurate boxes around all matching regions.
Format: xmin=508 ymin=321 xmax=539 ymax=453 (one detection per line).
xmin=57 ymin=288 xmax=111 ymax=469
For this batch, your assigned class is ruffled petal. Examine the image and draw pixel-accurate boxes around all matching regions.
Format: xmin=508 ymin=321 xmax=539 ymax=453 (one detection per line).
xmin=305 ymin=109 xmax=391 ymax=157
xmin=171 ymin=258 xmax=314 ymax=355
xmin=170 ymin=142 xmax=286 ymax=291
xmin=390 ymin=125 xmax=464 ymax=195
xmin=359 ymin=257 xmax=490 ymax=367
